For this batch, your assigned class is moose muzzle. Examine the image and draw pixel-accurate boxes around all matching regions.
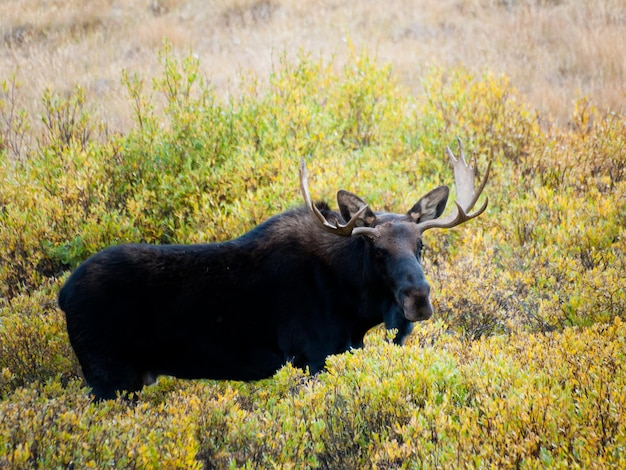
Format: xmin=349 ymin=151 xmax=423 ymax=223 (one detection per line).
xmin=392 ymin=256 xmax=434 ymax=322
xmin=398 ymin=284 xmax=433 ymax=321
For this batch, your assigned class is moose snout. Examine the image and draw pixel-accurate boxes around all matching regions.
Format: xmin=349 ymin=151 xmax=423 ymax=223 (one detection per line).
xmin=399 ymin=285 xmax=433 ymax=322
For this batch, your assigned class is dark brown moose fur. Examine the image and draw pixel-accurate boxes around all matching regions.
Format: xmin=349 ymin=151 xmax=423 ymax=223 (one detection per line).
xmin=59 ymin=159 xmax=481 ymax=401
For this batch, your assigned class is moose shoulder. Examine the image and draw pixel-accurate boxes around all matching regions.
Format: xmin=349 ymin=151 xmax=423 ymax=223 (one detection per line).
xmin=59 ymin=140 xmax=490 ymax=400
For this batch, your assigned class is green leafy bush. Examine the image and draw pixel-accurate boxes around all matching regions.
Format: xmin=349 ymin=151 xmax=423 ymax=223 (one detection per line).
xmin=0 ymin=43 xmax=624 ymax=467
xmin=2 ymin=322 xmax=625 ymax=468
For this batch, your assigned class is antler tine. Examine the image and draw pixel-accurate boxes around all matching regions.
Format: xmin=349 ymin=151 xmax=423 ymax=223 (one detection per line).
xmin=299 ymin=158 xmax=328 ymax=226
xmin=417 ymin=140 xmax=490 ymax=233
xmin=299 ymin=159 xmax=375 ymax=237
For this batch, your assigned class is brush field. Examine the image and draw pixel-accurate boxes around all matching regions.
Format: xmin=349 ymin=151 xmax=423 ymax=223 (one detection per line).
xmin=1 ymin=0 xmax=625 ymax=468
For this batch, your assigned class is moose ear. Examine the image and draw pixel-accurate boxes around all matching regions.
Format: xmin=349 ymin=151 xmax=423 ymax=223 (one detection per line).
xmin=337 ymin=190 xmax=376 ymax=227
xmin=408 ymin=186 xmax=449 ymax=223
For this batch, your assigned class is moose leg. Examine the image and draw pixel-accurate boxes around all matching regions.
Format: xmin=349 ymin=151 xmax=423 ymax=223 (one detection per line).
xmin=82 ymin=355 xmax=145 ymax=402
xmin=384 ymin=305 xmax=414 ymax=345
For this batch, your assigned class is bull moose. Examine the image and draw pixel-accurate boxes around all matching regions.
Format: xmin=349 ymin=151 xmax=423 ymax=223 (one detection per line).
xmin=58 ymin=140 xmax=490 ymax=400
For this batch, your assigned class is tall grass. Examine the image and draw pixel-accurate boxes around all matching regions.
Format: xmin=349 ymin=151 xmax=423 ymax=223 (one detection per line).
xmin=1 ymin=0 xmax=624 ymax=155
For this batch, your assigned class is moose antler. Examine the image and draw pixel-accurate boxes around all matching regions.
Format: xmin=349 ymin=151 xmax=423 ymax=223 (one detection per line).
xmin=299 ymin=159 xmax=379 ymax=237
xmin=415 ymin=138 xmax=491 ymax=233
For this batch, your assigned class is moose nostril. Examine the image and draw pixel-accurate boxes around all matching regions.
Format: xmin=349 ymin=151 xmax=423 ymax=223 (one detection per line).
xmin=400 ymin=285 xmax=430 ymax=307
xmin=401 ymin=286 xmax=433 ymax=322
xmin=411 ymin=292 xmax=429 ymax=308
xmin=411 ymin=285 xmax=430 ymax=298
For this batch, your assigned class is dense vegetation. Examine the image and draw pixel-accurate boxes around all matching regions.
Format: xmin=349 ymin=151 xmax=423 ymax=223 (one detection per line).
xmin=1 ymin=45 xmax=624 ymax=468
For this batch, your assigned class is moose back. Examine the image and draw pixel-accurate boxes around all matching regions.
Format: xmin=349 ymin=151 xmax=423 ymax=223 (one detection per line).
xmin=59 ymin=141 xmax=490 ymax=400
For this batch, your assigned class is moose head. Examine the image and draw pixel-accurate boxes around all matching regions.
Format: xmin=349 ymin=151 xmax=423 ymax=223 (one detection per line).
xmin=299 ymin=138 xmax=491 ymax=324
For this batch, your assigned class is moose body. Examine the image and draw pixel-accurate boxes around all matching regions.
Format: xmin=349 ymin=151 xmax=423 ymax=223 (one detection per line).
xmin=59 ymin=141 xmax=489 ymax=400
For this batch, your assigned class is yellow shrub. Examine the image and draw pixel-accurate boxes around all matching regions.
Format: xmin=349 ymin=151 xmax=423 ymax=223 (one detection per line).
xmin=0 ymin=45 xmax=624 ymax=467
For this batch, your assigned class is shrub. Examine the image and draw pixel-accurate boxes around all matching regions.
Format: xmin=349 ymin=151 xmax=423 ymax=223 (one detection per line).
xmin=2 ymin=321 xmax=626 ymax=468
xmin=0 ymin=44 xmax=624 ymax=466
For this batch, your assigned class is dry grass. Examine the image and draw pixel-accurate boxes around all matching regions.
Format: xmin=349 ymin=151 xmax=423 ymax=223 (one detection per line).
xmin=1 ymin=0 xmax=624 ymax=134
